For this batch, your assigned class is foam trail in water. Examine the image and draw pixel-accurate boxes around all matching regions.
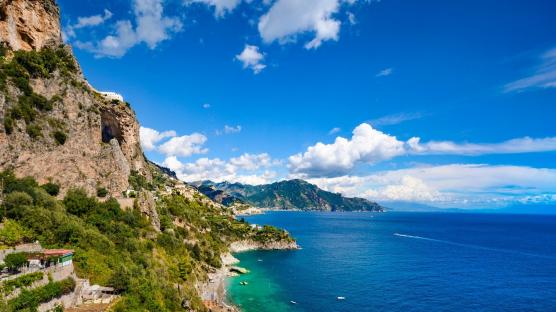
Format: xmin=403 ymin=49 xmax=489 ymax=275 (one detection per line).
xmin=393 ymin=233 xmax=556 ymax=260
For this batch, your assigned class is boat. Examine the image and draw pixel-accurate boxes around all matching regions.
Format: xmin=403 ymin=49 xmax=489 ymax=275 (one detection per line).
xmin=290 ymin=301 xmax=297 ymax=304
xmin=240 ymin=281 xmax=248 ymax=286
xmin=337 ymin=296 xmax=346 ymax=300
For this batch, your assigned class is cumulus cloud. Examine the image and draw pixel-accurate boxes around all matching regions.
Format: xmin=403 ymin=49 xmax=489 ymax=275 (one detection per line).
xmin=289 ymin=123 xmax=556 ymax=177
xmin=187 ymin=0 xmax=242 ymax=17
xmin=139 ymin=126 xmax=177 ymax=151
xmin=504 ymin=47 xmax=556 ymax=92
xmin=376 ymin=67 xmax=393 ymax=77
xmin=76 ymin=0 xmax=182 ymax=58
xmin=158 ymin=133 xmax=208 ymax=157
xmin=289 ymin=123 xmax=406 ymax=177
xmin=308 ymin=164 xmax=556 ymax=207
xmin=258 ymin=0 xmax=345 ymax=49
xmin=235 ymin=45 xmax=266 ymax=74
xmin=162 ymin=153 xmax=279 ymax=184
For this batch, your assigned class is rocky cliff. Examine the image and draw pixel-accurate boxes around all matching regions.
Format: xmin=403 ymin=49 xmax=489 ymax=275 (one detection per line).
xmin=0 ymin=0 xmax=150 ymax=197
xmin=0 ymin=0 xmax=62 ymax=51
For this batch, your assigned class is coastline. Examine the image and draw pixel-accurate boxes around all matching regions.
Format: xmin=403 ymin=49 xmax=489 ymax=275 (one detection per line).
xmin=198 ymin=239 xmax=299 ymax=311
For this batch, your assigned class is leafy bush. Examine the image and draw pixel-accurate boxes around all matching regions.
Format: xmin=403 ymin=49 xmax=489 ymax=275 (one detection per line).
xmin=63 ymin=189 xmax=96 ymax=216
xmin=2 ymin=272 xmax=44 ymax=294
xmin=96 ymin=187 xmax=108 ymax=198
xmin=0 ymin=219 xmax=34 ymax=246
xmin=4 ymin=253 xmax=28 ymax=271
xmin=2 ymin=191 xmax=34 ymax=219
xmin=3 ymin=116 xmax=14 ymax=134
xmin=26 ymin=123 xmax=42 ymax=139
xmin=41 ymin=182 xmax=60 ymax=196
xmin=52 ymin=130 xmax=67 ymax=145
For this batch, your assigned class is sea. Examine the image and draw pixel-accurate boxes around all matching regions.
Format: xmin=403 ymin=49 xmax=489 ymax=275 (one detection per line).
xmin=227 ymin=211 xmax=556 ymax=312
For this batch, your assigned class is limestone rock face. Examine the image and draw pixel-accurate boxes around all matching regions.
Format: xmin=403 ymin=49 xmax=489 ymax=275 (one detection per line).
xmin=0 ymin=0 xmax=62 ymax=51
xmin=137 ymin=190 xmax=161 ymax=232
xmin=0 ymin=71 xmax=151 ymax=196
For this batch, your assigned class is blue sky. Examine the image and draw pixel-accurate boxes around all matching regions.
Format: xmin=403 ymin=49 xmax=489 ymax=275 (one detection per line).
xmin=57 ymin=0 xmax=556 ymax=208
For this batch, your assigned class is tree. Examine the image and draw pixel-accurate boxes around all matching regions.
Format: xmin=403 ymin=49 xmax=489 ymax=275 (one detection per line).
xmin=4 ymin=252 xmax=28 ymax=271
xmin=41 ymin=182 xmax=60 ymax=196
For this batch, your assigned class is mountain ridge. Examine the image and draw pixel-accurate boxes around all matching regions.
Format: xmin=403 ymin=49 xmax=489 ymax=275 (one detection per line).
xmin=194 ymin=179 xmax=385 ymax=212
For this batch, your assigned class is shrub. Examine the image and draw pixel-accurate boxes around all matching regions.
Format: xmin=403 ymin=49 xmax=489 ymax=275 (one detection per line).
xmin=0 ymin=219 xmax=34 ymax=246
xmin=4 ymin=252 xmax=28 ymax=271
xmin=3 ymin=116 xmax=14 ymax=134
xmin=52 ymin=130 xmax=67 ymax=145
xmin=41 ymin=182 xmax=60 ymax=196
xmin=26 ymin=123 xmax=42 ymax=139
xmin=63 ymin=189 xmax=96 ymax=216
xmin=2 ymin=192 xmax=33 ymax=219
xmin=96 ymin=187 xmax=108 ymax=198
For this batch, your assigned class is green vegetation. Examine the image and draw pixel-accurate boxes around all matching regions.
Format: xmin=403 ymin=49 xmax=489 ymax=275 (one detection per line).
xmin=2 ymin=272 xmax=44 ymax=294
xmin=7 ymin=277 xmax=75 ymax=311
xmin=0 ymin=46 xmax=77 ymax=136
xmin=0 ymin=219 xmax=34 ymax=247
xmin=4 ymin=253 xmax=28 ymax=271
xmin=52 ymin=130 xmax=67 ymax=145
xmin=128 ymin=170 xmax=151 ymax=191
xmin=0 ymin=169 xmax=293 ymax=311
xmin=96 ymin=186 xmax=108 ymax=198
xmin=26 ymin=123 xmax=42 ymax=139
xmin=41 ymin=182 xmax=60 ymax=196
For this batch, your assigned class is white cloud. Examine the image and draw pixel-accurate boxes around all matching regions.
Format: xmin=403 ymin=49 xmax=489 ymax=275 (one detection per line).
xmin=308 ymin=164 xmax=556 ymax=207
xmin=369 ymin=112 xmax=423 ymax=127
xmin=289 ymin=123 xmax=556 ymax=177
xmin=139 ymin=126 xmax=177 ymax=151
xmin=162 ymin=153 xmax=279 ymax=184
xmin=407 ymin=136 xmax=556 ymax=155
xmin=158 ymin=133 xmax=208 ymax=157
xmin=347 ymin=12 xmax=357 ymax=25
xmin=376 ymin=67 xmax=393 ymax=77
xmin=76 ymin=0 xmax=182 ymax=58
xmin=187 ymin=0 xmax=242 ymax=17
xmin=289 ymin=123 xmax=406 ymax=177
xmin=63 ymin=9 xmax=114 ymax=41
xmin=216 ymin=125 xmax=242 ymax=135
xmin=229 ymin=153 xmax=278 ymax=170
xmin=504 ymin=47 xmax=556 ymax=92
xmin=76 ymin=9 xmax=114 ymax=29
xmin=328 ymin=127 xmax=341 ymax=135
xmin=236 ymin=45 xmax=266 ymax=74
xmin=258 ymin=0 xmax=345 ymax=49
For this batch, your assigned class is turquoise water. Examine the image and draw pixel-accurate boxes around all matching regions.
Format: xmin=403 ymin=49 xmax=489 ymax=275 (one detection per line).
xmin=227 ymin=211 xmax=556 ymax=312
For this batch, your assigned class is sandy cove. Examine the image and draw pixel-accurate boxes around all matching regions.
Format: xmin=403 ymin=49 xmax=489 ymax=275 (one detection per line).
xmin=197 ymin=240 xmax=299 ymax=311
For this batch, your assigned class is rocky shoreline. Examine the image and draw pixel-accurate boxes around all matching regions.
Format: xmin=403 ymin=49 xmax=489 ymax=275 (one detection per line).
xmin=198 ymin=239 xmax=299 ymax=311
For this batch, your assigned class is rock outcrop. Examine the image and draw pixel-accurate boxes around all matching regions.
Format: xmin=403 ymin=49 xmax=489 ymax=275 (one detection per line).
xmin=0 ymin=0 xmax=62 ymax=51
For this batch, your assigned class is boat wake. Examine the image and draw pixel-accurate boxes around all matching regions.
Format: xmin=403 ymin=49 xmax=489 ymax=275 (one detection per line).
xmin=393 ymin=233 xmax=556 ymax=260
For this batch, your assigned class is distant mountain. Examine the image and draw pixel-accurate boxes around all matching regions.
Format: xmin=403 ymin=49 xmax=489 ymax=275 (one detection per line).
xmin=193 ymin=179 xmax=384 ymax=212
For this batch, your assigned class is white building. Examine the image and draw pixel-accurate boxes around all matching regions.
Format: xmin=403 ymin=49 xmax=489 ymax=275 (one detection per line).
xmin=99 ymin=91 xmax=124 ymax=102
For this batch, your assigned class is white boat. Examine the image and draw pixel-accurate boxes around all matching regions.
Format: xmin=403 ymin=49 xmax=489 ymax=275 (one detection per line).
xmin=337 ymin=296 xmax=346 ymax=300
xmin=290 ymin=301 xmax=298 ymax=304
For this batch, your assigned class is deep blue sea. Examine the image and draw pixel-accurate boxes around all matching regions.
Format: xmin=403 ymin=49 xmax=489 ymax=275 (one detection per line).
xmin=227 ymin=212 xmax=556 ymax=312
